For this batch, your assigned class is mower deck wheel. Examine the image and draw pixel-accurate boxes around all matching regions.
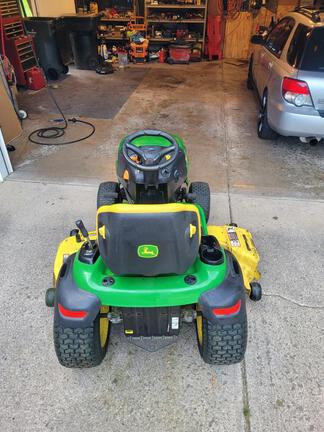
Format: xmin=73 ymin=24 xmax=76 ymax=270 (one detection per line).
xmin=45 ymin=288 xmax=56 ymax=307
xmin=54 ymin=307 xmax=109 ymax=368
xmin=97 ymin=182 xmax=120 ymax=209
xmin=196 ymin=310 xmax=247 ymax=365
xmin=249 ymin=282 xmax=262 ymax=301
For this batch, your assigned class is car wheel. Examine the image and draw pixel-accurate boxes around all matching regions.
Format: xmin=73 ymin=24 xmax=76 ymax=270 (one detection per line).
xmin=257 ymin=93 xmax=278 ymax=140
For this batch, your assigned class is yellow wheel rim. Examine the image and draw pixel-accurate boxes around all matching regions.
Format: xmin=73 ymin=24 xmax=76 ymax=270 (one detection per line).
xmin=196 ymin=314 xmax=203 ymax=346
xmin=99 ymin=306 xmax=109 ymax=348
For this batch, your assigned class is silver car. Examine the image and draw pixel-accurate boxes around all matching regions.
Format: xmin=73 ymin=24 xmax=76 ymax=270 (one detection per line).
xmin=248 ymin=6 xmax=324 ymax=142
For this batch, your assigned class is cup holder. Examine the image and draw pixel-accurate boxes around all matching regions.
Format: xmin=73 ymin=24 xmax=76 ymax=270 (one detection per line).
xmin=200 ymin=235 xmax=224 ymax=266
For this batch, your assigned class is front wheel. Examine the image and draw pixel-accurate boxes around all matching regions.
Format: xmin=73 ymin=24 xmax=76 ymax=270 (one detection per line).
xmin=196 ymin=308 xmax=247 ymax=365
xmin=54 ymin=307 xmax=109 ymax=368
xmin=189 ymin=182 xmax=211 ymax=223
xmin=97 ymin=181 xmax=121 ymax=209
xmin=257 ymin=93 xmax=278 ymax=140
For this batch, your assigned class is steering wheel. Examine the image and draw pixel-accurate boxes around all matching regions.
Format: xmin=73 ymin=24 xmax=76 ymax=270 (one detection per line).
xmin=122 ymin=130 xmax=179 ymax=172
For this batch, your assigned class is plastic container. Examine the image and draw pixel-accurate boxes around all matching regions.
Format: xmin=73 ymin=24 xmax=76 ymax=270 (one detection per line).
xmin=118 ymin=51 xmax=128 ymax=68
xmin=158 ymin=48 xmax=166 ymax=63
xmin=25 ymin=67 xmax=46 ymax=91
xmin=24 ymin=17 xmax=72 ymax=80
xmin=168 ymin=44 xmax=191 ymax=64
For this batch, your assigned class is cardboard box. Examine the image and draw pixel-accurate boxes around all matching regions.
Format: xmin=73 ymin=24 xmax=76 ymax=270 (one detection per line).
xmin=0 ymin=75 xmax=22 ymax=144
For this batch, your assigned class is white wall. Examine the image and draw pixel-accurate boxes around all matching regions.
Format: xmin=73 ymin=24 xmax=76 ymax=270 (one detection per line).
xmin=31 ymin=0 xmax=76 ymax=17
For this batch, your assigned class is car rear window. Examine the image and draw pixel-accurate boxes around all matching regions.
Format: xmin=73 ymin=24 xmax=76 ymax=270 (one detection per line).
xmin=301 ymin=27 xmax=324 ymax=72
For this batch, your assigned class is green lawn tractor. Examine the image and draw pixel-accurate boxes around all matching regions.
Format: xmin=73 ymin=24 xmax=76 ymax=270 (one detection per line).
xmin=46 ymin=130 xmax=262 ymax=368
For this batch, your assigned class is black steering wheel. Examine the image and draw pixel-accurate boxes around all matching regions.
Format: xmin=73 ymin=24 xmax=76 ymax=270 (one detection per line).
xmin=122 ymin=130 xmax=179 ymax=172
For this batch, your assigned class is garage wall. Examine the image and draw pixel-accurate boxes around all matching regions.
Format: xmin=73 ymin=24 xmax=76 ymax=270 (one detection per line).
xmin=223 ymin=0 xmax=299 ymax=59
xmin=30 ymin=0 xmax=76 ymax=17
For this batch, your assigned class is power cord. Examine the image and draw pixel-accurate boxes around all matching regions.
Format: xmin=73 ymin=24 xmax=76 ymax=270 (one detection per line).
xmin=28 ymin=85 xmax=96 ymax=145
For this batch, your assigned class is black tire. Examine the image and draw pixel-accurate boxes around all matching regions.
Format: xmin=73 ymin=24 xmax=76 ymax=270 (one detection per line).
xmin=54 ymin=309 xmax=109 ymax=368
xmin=46 ymin=68 xmax=59 ymax=81
xmin=189 ymin=182 xmax=211 ymax=222
xmin=88 ymin=56 xmax=98 ymax=70
xmin=62 ymin=65 xmax=69 ymax=75
xmin=258 ymin=93 xmax=278 ymax=140
xmin=196 ymin=310 xmax=247 ymax=365
xmin=247 ymin=57 xmax=254 ymax=90
xmin=97 ymin=181 xmax=120 ymax=209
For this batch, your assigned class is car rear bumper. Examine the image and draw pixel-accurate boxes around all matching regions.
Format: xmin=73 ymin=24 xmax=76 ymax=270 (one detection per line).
xmin=268 ymin=100 xmax=324 ymax=138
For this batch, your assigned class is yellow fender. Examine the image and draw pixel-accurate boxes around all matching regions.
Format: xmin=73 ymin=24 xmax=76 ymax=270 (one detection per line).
xmin=208 ymin=225 xmax=261 ymax=294
xmin=53 ymin=231 xmax=96 ymax=285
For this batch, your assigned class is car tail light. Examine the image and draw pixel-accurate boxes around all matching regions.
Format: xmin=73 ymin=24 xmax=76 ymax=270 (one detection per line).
xmin=58 ymin=303 xmax=88 ymax=319
xmin=282 ymin=77 xmax=313 ymax=107
xmin=213 ymin=299 xmax=241 ymax=317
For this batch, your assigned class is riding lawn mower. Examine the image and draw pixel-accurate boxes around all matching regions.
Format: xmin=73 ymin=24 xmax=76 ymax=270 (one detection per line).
xmin=46 ymin=130 xmax=262 ymax=368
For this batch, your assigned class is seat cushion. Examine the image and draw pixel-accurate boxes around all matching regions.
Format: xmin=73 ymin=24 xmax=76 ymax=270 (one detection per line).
xmin=97 ymin=203 xmax=201 ymax=276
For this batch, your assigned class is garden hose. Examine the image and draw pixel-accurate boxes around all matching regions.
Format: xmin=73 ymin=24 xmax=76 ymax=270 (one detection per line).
xmin=28 ymin=85 xmax=96 ymax=146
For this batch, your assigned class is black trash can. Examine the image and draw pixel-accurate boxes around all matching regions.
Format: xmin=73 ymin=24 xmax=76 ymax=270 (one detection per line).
xmin=24 ymin=17 xmax=72 ymax=80
xmin=62 ymin=14 xmax=100 ymax=70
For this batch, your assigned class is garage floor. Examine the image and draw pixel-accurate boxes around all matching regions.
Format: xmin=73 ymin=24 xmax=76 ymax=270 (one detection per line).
xmin=1 ymin=62 xmax=323 ymax=432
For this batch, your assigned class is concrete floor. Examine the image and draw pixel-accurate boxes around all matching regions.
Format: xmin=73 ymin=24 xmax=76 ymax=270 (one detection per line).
xmin=1 ymin=62 xmax=324 ymax=432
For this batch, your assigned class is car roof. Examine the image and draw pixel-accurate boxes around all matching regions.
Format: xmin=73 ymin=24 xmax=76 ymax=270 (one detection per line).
xmin=288 ymin=8 xmax=324 ymax=28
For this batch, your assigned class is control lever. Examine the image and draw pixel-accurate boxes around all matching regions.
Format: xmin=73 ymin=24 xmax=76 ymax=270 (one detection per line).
xmin=75 ymin=220 xmax=93 ymax=251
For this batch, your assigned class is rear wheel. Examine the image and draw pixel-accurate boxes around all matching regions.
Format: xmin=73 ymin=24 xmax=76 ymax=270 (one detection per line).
xmin=54 ymin=306 xmax=109 ymax=368
xmin=258 ymin=93 xmax=278 ymax=140
xmin=97 ymin=181 xmax=120 ymax=209
xmin=189 ymin=182 xmax=210 ymax=222
xmin=196 ymin=309 xmax=247 ymax=365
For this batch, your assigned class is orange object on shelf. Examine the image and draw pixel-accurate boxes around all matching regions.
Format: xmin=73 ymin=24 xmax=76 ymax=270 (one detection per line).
xmin=130 ymin=39 xmax=149 ymax=63
xmin=128 ymin=16 xmax=147 ymax=32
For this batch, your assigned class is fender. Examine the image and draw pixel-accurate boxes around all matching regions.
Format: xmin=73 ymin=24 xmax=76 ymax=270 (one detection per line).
xmin=199 ymin=251 xmax=246 ymax=325
xmin=54 ymin=254 xmax=101 ymax=328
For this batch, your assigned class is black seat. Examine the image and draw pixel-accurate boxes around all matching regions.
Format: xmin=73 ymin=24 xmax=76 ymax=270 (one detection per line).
xmin=97 ymin=203 xmax=201 ymax=276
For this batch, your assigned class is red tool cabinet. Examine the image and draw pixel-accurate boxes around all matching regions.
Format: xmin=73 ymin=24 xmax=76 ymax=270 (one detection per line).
xmin=0 ymin=0 xmax=39 ymax=86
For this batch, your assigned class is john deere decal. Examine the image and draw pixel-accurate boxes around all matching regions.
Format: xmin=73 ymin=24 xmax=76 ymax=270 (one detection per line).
xmin=137 ymin=245 xmax=159 ymax=258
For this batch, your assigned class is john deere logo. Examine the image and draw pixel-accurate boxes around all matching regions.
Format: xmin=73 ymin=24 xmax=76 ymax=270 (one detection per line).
xmin=137 ymin=245 xmax=159 ymax=258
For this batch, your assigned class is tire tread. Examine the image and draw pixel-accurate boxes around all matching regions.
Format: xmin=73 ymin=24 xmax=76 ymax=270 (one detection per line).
xmin=200 ymin=316 xmax=247 ymax=365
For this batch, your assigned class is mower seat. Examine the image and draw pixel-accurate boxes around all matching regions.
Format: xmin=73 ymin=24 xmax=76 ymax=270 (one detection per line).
xmin=97 ymin=203 xmax=201 ymax=276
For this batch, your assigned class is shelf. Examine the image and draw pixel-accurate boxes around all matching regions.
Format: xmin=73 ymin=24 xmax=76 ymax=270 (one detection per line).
xmin=147 ymin=19 xmax=205 ymax=23
xmin=148 ymin=37 xmax=203 ymax=42
xmin=100 ymin=18 xmax=131 ymax=22
xmin=98 ymin=36 xmax=127 ymax=40
xmin=146 ymin=4 xmax=207 ymax=8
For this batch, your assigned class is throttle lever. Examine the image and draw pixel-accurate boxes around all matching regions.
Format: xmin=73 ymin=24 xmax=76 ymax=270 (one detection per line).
xmin=75 ymin=220 xmax=93 ymax=250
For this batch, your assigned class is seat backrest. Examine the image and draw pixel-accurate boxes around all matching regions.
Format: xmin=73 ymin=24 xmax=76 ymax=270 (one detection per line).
xmin=97 ymin=203 xmax=201 ymax=276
